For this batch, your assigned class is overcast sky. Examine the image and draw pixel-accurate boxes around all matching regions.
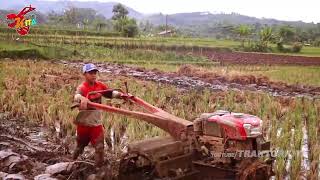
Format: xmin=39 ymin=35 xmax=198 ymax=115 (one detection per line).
xmin=53 ymin=0 xmax=319 ymax=23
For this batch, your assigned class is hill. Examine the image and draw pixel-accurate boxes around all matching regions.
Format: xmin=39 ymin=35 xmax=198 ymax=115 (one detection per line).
xmin=0 ymin=0 xmax=144 ymax=19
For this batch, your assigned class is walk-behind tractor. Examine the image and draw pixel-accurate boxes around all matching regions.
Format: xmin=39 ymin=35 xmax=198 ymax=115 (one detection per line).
xmin=76 ymin=89 xmax=274 ymax=180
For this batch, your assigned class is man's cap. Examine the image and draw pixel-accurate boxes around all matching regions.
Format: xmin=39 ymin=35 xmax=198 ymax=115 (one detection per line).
xmin=82 ymin=63 xmax=99 ymax=73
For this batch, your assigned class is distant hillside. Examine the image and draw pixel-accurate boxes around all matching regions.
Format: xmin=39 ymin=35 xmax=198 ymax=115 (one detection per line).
xmin=1 ymin=0 xmax=316 ymax=27
xmin=1 ymin=1 xmax=318 ymax=38
xmin=0 ymin=0 xmax=144 ymax=19
xmin=143 ymin=12 xmax=317 ymax=37
xmin=144 ymin=12 xmax=315 ymax=28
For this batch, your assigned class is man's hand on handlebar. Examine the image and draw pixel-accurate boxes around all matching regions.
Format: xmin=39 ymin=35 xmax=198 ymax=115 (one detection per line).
xmin=119 ymin=93 xmax=134 ymax=100
xmin=74 ymin=94 xmax=89 ymax=110
xmin=79 ymin=97 xmax=89 ymax=110
xmin=72 ymin=90 xmax=134 ymax=110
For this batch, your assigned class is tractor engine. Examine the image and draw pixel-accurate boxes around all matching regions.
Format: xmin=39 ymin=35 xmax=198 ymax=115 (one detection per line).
xmin=194 ymin=110 xmax=270 ymax=159
xmin=192 ymin=110 xmax=272 ymax=179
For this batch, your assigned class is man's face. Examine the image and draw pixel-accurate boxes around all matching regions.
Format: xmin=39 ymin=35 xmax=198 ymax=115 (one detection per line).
xmin=84 ymin=70 xmax=98 ymax=83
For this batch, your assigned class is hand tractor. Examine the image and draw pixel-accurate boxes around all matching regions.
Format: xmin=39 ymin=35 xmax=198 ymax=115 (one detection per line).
xmin=76 ymin=89 xmax=274 ymax=180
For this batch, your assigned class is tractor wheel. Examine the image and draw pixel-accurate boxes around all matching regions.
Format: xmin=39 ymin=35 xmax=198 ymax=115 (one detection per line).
xmin=118 ymin=151 xmax=155 ymax=180
xmin=237 ymin=158 xmax=274 ymax=180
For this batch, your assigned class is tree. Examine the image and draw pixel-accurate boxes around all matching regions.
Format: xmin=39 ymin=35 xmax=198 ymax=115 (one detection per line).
xmin=112 ymin=3 xmax=128 ymax=20
xmin=279 ymin=26 xmax=295 ymax=43
xmin=112 ymin=3 xmax=138 ymax=37
xmin=113 ymin=16 xmax=128 ymax=32
xmin=65 ymin=7 xmax=77 ymax=25
xmin=123 ymin=18 xmax=139 ymax=37
xmin=48 ymin=11 xmax=64 ymax=27
xmin=236 ymin=25 xmax=251 ymax=47
xmin=112 ymin=4 xmax=128 ymax=33
xmin=62 ymin=7 xmax=101 ymax=29
xmin=139 ymin=20 xmax=153 ymax=33
xmin=259 ymin=27 xmax=273 ymax=48
xmin=92 ymin=15 xmax=109 ymax=32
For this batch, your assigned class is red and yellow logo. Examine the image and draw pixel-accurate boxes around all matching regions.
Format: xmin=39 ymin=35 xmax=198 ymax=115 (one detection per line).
xmin=6 ymin=5 xmax=37 ymax=36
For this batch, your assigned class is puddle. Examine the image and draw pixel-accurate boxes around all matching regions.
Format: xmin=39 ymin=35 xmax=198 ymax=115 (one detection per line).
xmin=277 ymin=128 xmax=282 ymax=138
xmin=27 ymin=130 xmax=49 ymax=145
xmin=284 ymin=128 xmax=295 ymax=180
xmin=300 ymin=124 xmax=310 ymax=179
xmin=110 ymin=128 xmax=115 ymax=152
xmin=108 ymin=127 xmax=129 ymax=153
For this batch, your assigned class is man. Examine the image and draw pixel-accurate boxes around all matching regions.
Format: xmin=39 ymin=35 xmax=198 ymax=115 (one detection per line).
xmin=73 ymin=63 xmax=126 ymax=166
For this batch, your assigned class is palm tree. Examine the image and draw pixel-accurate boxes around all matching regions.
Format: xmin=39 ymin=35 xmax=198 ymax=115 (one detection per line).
xmin=236 ymin=25 xmax=251 ymax=47
xmin=259 ymin=27 xmax=273 ymax=48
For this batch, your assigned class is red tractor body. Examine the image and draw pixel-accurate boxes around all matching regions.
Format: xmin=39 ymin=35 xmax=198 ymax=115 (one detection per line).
xmin=80 ymin=91 xmax=273 ymax=179
xmin=200 ymin=111 xmax=263 ymax=140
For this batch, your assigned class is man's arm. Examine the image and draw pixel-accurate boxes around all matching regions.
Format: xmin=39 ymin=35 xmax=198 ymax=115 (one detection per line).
xmin=74 ymin=86 xmax=89 ymax=110
xmin=100 ymin=89 xmax=123 ymax=99
xmin=74 ymin=86 xmax=84 ymax=101
xmin=99 ymin=82 xmax=122 ymax=99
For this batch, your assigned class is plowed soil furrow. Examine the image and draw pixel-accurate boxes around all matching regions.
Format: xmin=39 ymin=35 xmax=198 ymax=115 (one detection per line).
xmin=198 ymin=51 xmax=320 ymax=65
xmin=64 ymin=61 xmax=320 ymax=98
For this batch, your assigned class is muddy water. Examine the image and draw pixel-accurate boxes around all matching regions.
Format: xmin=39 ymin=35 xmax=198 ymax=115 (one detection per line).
xmin=64 ymin=61 xmax=319 ymax=99
xmin=108 ymin=127 xmax=129 ymax=154
xmin=0 ymin=116 xmax=66 ymax=178
xmin=300 ymin=124 xmax=310 ymax=180
xmin=284 ymin=128 xmax=295 ymax=180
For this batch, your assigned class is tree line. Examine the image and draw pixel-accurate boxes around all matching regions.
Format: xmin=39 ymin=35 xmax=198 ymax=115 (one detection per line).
xmin=39 ymin=3 xmax=138 ymax=37
xmin=234 ymin=24 xmax=320 ymax=52
xmin=0 ymin=3 xmax=319 ymax=46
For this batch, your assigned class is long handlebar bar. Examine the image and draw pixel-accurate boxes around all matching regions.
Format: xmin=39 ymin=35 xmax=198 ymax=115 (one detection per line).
xmin=72 ymin=90 xmax=193 ymax=139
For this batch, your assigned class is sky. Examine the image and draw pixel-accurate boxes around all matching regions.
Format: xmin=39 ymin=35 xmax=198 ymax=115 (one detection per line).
xmin=51 ymin=0 xmax=320 ymax=23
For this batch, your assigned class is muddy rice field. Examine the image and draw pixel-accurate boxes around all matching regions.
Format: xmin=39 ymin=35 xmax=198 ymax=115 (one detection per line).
xmin=0 ymin=59 xmax=319 ymax=180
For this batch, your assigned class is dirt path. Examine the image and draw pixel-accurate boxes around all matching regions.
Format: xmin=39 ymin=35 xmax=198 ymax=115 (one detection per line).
xmin=64 ymin=61 xmax=320 ymax=99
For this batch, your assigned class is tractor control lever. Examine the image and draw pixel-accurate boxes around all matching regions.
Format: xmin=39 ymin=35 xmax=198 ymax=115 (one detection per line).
xmin=70 ymin=88 xmax=134 ymax=110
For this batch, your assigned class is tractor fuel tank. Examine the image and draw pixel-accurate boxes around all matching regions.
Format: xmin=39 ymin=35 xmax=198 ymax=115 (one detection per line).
xmin=195 ymin=110 xmax=263 ymax=140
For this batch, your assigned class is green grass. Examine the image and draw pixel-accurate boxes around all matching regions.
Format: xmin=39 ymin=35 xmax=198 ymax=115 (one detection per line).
xmin=0 ymin=40 xmax=35 ymax=50
xmin=0 ymin=31 xmax=239 ymax=48
xmin=201 ymin=65 xmax=320 ymax=86
xmin=257 ymin=66 xmax=320 ymax=86
xmin=268 ymin=45 xmax=320 ymax=57
xmin=0 ymin=39 xmax=215 ymax=69
xmin=2 ymin=28 xmax=320 ymax=57
xmin=0 ymin=40 xmax=75 ymax=59
xmin=299 ymin=46 xmax=320 ymax=56
xmin=74 ymin=44 xmax=214 ymax=66
xmin=2 ymin=30 xmax=320 ymax=56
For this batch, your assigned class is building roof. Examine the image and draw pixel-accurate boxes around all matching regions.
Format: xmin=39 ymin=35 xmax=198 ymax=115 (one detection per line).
xmin=158 ymin=30 xmax=173 ymax=35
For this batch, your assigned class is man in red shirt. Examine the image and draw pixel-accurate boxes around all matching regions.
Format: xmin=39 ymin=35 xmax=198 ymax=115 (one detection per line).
xmin=73 ymin=63 xmax=125 ymax=166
